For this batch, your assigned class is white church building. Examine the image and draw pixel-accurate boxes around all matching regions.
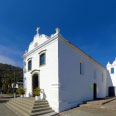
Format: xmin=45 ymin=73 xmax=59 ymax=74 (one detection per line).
xmin=107 ymin=60 xmax=116 ymax=96
xmin=23 ymin=27 xmax=115 ymax=113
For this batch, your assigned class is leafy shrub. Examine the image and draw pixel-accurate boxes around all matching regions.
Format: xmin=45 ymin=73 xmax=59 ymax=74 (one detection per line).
xmin=33 ymin=88 xmax=40 ymax=96
xmin=17 ymin=87 xmax=25 ymax=95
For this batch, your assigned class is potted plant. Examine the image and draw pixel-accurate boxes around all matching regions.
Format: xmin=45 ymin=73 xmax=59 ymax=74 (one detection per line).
xmin=17 ymin=87 xmax=25 ymax=98
xmin=33 ymin=87 xmax=41 ymax=101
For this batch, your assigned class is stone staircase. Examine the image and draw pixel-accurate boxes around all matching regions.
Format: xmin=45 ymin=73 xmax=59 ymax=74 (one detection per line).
xmin=6 ymin=97 xmax=58 ymax=116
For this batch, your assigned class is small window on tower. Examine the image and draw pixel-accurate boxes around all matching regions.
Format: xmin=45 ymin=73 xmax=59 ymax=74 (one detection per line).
xmin=111 ymin=68 xmax=114 ymax=74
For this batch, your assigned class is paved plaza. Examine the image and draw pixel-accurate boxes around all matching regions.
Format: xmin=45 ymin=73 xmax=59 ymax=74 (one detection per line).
xmin=60 ymin=99 xmax=116 ymax=116
xmin=60 ymin=107 xmax=116 ymax=116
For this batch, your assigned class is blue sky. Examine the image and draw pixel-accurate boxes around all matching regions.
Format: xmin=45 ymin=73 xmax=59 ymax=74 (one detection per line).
xmin=0 ymin=0 xmax=116 ymax=68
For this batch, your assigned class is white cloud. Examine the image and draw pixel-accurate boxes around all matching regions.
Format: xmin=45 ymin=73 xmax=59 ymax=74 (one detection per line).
xmin=0 ymin=55 xmax=16 ymax=66
xmin=0 ymin=45 xmax=23 ymax=56
xmin=0 ymin=45 xmax=23 ymax=67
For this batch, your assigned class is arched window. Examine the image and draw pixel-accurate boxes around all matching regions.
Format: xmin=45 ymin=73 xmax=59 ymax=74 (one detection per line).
xmin=111 ymin=68 xmax=114 ymax=74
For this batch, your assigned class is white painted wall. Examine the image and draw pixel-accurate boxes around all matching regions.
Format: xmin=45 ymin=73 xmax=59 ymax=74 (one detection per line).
xmin=58 ymin=38 xmax=107 ymax=112
xmin=106 ymin=60 xmax=116 ymax=96
xmin=23 ymin=33 xmax=59 ymax=112
xmin=107 ymin=61 xmax=116 ymax=86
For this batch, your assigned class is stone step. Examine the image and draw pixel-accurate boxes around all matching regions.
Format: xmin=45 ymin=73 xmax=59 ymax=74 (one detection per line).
xmin=6 ymin=102 xmax=29 ymax=116
xmin=8 ymin=101 xmax=34 ymax=107
xmin=16 ymin=98 xmax=47 ymax=103
xmin=33 ymin=104 xmax=49 ymax=109
xmin=31 ymin=107 xmax=52 ymax=113
xmin=15 ymin=98 xmax=35 ymax=103
xmin=35 ymin=100 xmax=48 ymax=102
xmin=9 ymin=98 xmax=33 ymax=104
xmin=7 ymin=102 xmax=30 ymax=115
xmin=15 ymin=97 xmax=34 ymax=100
xmin=10 ymin=98 xmax=35 ymax=106
xmin=7 ymin=99 xmax=33 ymax=110
xmin=34 ymin=102 xmax=48 ymax=106
xmin=7 ymin=101 xmax=31 ymax=114
xmin=34 ymin=100 xmax=48 ymax=104
xmin=40 ymin=112 xmax=58 ymax=116
xmin=30 ymin=109 xmax=54 ymax=116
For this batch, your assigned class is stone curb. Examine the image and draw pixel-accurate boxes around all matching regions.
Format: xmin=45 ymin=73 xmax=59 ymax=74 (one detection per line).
xmin=102 ymin=97 xmax=116 ymax=105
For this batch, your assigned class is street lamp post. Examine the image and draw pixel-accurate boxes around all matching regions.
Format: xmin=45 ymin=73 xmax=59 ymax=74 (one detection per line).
xmin=13 ymin=70 xmax=23 ymax=98
xmin=14 ymin=70 xmax=16 ymax=98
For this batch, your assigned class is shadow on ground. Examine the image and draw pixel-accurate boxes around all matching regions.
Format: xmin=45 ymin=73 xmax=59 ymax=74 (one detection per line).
xmin=0 ymin=99 xmax=9 ymax=103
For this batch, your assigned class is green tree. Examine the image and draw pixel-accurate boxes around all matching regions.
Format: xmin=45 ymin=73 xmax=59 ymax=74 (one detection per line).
xmin=0 ymin=63 xmax=23 ymax=93
xmin=2 ymin=74 xmax=13 ymax=93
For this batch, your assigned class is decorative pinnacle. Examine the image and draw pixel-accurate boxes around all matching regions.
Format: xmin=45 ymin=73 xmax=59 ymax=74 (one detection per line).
xmin=56 ymin=28 xmax=60 ymax=34
xmin=107 ymin=61 xmax=111 ymax=67
xmin=36 ymin=27 xmax=40 ymax=35
xmin=108 ymin=61 xmax=110 ymax=64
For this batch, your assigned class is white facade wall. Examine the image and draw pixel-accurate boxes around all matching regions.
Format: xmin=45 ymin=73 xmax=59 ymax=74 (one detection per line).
xmin=23 ymin=36 xmax=59 ymax=112
xmin=107 ymin=62 xmax=116 ymax=86
xmin=58 ymin=38 xmax=107 ymax=112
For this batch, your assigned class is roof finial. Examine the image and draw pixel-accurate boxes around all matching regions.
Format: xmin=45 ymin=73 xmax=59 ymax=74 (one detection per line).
xmin=56 ymin=28 xmax=60 ymax=34
xmin=107 ymin=61 xmax=111 ymax=67
xmin=36 ymin=27 xmax=40 ymax=35
xmin=108 ymin=61 xmax=110 ymax=64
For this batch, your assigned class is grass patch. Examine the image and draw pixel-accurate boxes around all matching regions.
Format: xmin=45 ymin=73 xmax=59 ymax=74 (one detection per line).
xmin=7 ymin=94 xmax=20 ymax=97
